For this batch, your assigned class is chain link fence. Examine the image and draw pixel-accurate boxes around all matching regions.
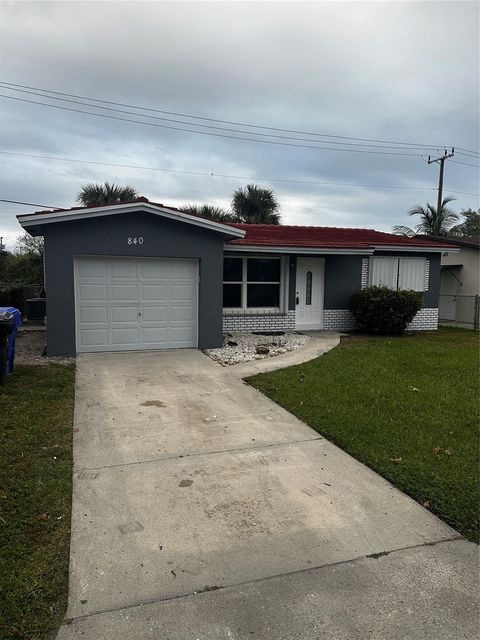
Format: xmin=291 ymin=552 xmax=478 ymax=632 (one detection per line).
xmin=439 ymin=294 xmax=480 ymax=330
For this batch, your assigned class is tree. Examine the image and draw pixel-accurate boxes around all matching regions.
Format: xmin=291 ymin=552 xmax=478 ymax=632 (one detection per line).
xmin=76 ymin=182 xmax=138 ymax=207
xmin=15 ymin=233 xmax=44 ymax=258
xmin=448 ymin=208 xmax=480 ymax=237
xmin=393 ymin=196 xmax=459 ymax=236
xmin=0 ymin=234 xmax=45 ymax=285
xmin=181 ymin=204 xmax=235 ymax=223
xmin=231 ymin=184 xmax=281 ymax=224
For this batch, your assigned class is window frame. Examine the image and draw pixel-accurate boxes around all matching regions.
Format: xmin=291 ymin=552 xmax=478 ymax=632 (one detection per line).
xmin=223 ymin=255 xmax=287 ymax=313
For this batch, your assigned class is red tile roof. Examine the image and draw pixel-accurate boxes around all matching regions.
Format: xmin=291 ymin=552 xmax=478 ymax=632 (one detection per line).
xmin=18 ymin=196 xmax=452 ymax=250
xmin=226 ymin=223 xmax=451 ymax=249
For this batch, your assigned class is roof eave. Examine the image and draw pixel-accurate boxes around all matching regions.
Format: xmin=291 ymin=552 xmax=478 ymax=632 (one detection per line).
xmin=224 ymin=244 xmax=374 ymax=255
xmin=373 ymin=244 xmax=460 ymax=253
xmin=17 ymin=202 xmax=246 ymax=240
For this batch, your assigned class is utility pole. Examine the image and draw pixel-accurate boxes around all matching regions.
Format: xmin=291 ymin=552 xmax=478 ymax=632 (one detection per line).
xmin=427 ymin=148 xmax=454 ymax=214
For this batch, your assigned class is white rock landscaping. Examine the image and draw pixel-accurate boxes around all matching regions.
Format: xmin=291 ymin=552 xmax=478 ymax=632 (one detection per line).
xmin=204 ymin=332 xmax=310 ymax=366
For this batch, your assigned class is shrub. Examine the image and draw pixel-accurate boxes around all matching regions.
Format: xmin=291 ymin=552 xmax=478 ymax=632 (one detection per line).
xmin=350 ymin=286 xmax=423 ymax=335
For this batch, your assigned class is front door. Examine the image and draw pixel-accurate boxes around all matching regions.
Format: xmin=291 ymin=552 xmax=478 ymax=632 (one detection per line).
xmin=295 ymin=258 xmax=324 ymax=329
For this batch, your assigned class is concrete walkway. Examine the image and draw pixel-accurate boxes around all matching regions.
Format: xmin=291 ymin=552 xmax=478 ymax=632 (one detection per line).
xmin=58 ymin=334 xmax=478 ymax=639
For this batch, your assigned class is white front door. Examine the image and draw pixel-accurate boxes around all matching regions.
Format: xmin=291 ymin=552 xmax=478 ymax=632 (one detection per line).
xmin=295 ymin=258 xmax=324 ymax=329
xmin=74 ymin=257 xmax=198 ymax=353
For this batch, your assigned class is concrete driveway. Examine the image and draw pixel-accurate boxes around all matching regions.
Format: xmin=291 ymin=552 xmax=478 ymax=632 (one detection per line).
xmin=58 ymin=337 xmax=478 ymax=639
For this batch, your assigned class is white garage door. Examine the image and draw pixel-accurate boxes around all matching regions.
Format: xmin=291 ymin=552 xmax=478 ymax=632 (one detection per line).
xmin=74 ymin=257 xmax=198 ymax=353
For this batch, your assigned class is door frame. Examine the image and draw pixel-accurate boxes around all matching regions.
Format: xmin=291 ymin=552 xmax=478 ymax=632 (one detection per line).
xmin=73 ymin=255 xmax=199 ymax=353
xmin=295 ymin=257 xmax=325 ymax=330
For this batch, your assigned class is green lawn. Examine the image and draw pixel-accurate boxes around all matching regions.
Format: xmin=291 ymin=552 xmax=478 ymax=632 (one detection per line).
xmin=248 ymin=328 xmax=479 ymax=542
xmin=0 ymin=365 xmax=75 ymax=640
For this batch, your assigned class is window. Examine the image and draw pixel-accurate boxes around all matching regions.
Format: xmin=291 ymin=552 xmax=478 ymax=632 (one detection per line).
xmin=369 ymin=257 xmax=426 ymax=292
xmin=223 ymin=257 xmax=282 ymax=309
xmin=305 ymin=271 xmax=312 ymax=305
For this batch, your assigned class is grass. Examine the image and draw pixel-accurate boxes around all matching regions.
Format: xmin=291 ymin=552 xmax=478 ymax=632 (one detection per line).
xmin=0 ymin=364 xmax=75 ymax=640
xmin=248 ymin=327 xmax=479 ymax=542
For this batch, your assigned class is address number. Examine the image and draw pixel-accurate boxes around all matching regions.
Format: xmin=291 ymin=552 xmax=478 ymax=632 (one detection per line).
xmin=128 ymin=237 xmax=144 ymax=245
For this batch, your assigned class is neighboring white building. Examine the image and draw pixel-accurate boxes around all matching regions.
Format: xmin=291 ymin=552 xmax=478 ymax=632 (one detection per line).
xmin=428 ymin=236 xmax=480 ymax=327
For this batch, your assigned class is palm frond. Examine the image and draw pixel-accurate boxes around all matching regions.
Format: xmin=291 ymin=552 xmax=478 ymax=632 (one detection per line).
xmin=76 ymin=182 xmax=138 ymax=207
xmin=231 ymin=184 xmax=281 ymax=224
xmin=392 ymin=225 xmax=416 ymax=236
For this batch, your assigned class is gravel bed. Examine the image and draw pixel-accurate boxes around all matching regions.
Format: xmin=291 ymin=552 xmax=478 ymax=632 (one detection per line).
xmin=14 ymin=329 xmax=75 ymax=366
xmin=205 ymin=332 xmax=310 ymax=366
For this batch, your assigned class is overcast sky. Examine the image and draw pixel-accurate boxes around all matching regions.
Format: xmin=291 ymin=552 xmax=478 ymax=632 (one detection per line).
xmin=0 ymin=0 xmax=478 ymax=249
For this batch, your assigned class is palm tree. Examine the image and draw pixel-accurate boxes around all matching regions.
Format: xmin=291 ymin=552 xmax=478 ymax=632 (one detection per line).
xmin=393 ymin=196 xmax=459 ymax=236
xmin=181 ymin=204 xmax=235 ymax=223
xmin=76 ymin=182 xmax=138 ymax=207
xmin=231 ymin=184 xmax=281 ymax=224
xmin=448 ymin=208 xmax=480 ymax=237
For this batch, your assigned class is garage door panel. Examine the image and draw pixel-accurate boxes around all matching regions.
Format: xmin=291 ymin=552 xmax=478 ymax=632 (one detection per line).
xmin=171 ymin=285 xmax=195 ymax=300
xmin=141 ymin=327 xmax=168 ymax=344
xmin=77 ymin=259 xmax=107 ymax=278
xmin=111 ymin=327 xmax=139 ymax=346
xmin=141 ymin=284 xmax=168 ymax=300
xmin=169 ymin=305 xmax=195 ymax=322
xmin=76 ymin=257 xmax=197 ymax=353
xmin=79 ymin=307 xmax=108 ymax=324
xmin=141 ymin=306 xmax=167 ymax=322
xmin=169 ymin=262 xmax=197 ymax=279
xmin=79 ymin=284 xmax=108 ymax=301
xmin=110 ymin=260 xmax=138 ymax=278
xmin=111 ymin=284 xmax=138 ymax=301
xmin=169 ymin=326 xmax=195 ymax=343
xmin=79 ymin=328 xmax=108 ymax=347
xmin=111 ymin=306 xmax=138 ymax=323
xmin=140 ymin=261 xmax=168 ymax=279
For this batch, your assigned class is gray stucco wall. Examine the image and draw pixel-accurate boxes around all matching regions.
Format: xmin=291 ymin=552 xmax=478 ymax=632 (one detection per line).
xmin=42 ymin=211 xmax=225 ymax=355
xmin=324 ymin=255 xmax=364 ymax=310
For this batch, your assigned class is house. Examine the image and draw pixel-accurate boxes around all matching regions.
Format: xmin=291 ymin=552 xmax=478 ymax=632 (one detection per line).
xmin=425 ymin=235 xmax=479 ymax=327
xmin=17 ymin=197 xmax=456 ymax=356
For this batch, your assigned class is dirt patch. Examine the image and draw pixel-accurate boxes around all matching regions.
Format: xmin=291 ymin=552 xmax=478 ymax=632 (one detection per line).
xmin=14 ymin=329 xmax=75 ymax=366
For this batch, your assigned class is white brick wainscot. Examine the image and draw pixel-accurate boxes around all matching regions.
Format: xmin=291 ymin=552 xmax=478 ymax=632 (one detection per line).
xmin=223 ymin=311 xmax=296 ymax=333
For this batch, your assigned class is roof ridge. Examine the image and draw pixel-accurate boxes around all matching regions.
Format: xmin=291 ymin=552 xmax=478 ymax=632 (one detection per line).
xmin=231 ymin=223 xmax=386 ymax=231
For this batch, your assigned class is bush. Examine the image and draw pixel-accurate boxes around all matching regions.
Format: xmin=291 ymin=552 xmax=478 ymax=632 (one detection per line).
xmin=350 ymin=286 xmax=423 ymax=335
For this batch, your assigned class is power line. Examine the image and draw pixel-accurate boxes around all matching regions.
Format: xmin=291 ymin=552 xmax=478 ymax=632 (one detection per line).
xmin=456 ymin=151 xmax=480 ymax=159
xmin=456 ymin=147 xmax=480 ymax=156
xmin=0 ymin=198 xmax=61 ymax=208
xmin=2 ymin=150 xmax=479 ymax=196
xmin=0 ymin=80 xmax=452 ymax=150
xmin=0 ymin=94 xmax=426 ymax=157
xmin=450 ymin=159 xmax=480 ymax=168
xmin=0 ymin=149 xmax=438 ymax=191
xmin=0 ymin=85 xmax=446 ymax=152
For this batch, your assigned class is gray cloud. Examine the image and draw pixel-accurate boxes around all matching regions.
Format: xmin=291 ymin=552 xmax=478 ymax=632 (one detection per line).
xmin=0 ymin=0 xmax=478 ymax=249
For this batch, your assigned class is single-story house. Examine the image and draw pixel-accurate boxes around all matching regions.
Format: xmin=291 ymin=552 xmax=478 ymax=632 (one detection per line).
xmin=17 ymin=197 xmax=456 ymax=356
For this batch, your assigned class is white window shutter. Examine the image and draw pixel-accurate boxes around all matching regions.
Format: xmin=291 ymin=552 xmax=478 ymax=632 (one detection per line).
xmin=369 ymin=258 xmax=398 ymax=289
xmin=398 ymin=258 xmax=426 ymax=291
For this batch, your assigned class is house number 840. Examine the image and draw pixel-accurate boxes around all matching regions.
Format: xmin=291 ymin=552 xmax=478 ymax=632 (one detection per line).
xmin=127 ymin=237 xmax=144 ymax=245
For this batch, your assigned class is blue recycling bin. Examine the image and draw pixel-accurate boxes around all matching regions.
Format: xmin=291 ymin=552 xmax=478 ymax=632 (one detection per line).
xmin=0 ymin=307 xmax=22 ymax=384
